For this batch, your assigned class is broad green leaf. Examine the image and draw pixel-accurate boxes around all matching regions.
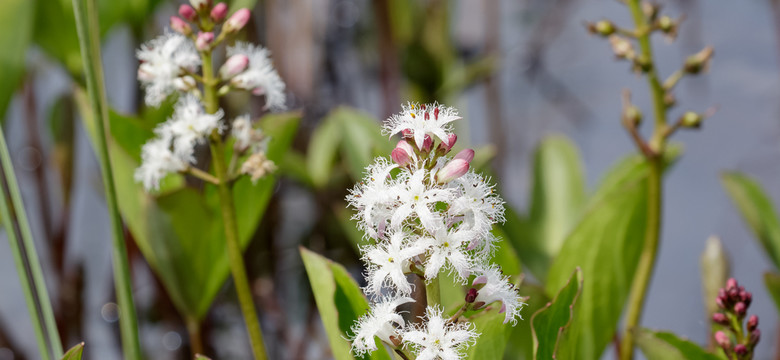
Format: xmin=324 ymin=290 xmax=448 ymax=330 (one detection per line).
xmin=505 ymin=282 xmax=550 ymax=360
xmin=339 ymin=107 xmax=393 ymax=181
xmin=78 ymin=89 xmax=300 ymax=319
xmin=635 ymin=328 xmax=720 ymax=360
xmin=531 ymin=268 xmax=583 ymax=360
xmin=504 ymin=135 xmax=585 ymax=280
xmin=61 ymin=342 xmax=84 ymax=360
xmin=300 ymin=247 xmax=391 ymax=360
xmin=543 ymin=146 xmax=681 ymax=360
xmin=700 ymin=236 xmax=729 ymax=317
xmin=721 ymin=172 xmax=780 ymax=269
xmin=764 ymin=271 xmax=780 ymax=313
xmin=465 ymin=311 xmax=512 ymax=359
xmin=0 ymin=0 xmax=34 ymax=120
xmin=307 ymin=111 xmax=343 ymax=188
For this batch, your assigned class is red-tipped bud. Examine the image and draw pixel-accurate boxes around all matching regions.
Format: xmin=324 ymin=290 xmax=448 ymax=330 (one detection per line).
xmin=454 ymin=149 xmax=475 ymax=163
xmin=734 ymin=344 xmax=747 ymax=356
xmin=714 ymin=331 xmax=731 ymax=350
xmin=436 ymin=159 xmax=469 ymax=184
xmin=219 ymin=54 xmax=249 ymax=79
xmin=734 ymin=302 xmax=747 ymax=317
xmin=712 ymin=313 xmax=729 ymax=326
xmin=196 ymin=32 xmax=214 ymax=51
xmin=465 ymin=288 xmax=478 ymax=303
xmin=179 ymin=4 xmax=197 ymax=21
xmin=224 ymin=8 xmax=251 ymax=33
xmin=210 ymin=2 xmax=228 ymax=22
xmin=391 ymin=148 xmax=413 ymax=167
xmin=190 ymin=0 xmax=212 ymax=11
xmin=170 ymin=16 xmax=192 ymax=35
xmin=420 ymin=135 xmax=433 ymax=153
xmin=747 ymin=315 xmax=758 ymax=332
xmin=742 ymin=291 xmax=752 ymax=307
xmin=726 ymin=278 xmax=738 ymax=290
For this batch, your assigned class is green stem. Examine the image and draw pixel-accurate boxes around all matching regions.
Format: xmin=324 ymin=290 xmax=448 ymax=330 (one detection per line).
xmin=71 ymin=0 xmax=142 ymax=358
xmin=620 ymin=1 xmax=670 ymax=359
xmin=201 ymin=51 xmax=268 ymax=360
xmin=0 ymin=126 xmax=62 ymax=360
xmin=425 ymin=277 xmax=441 ymax=308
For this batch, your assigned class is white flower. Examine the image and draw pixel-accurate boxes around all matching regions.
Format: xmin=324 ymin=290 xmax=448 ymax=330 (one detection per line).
xmin=155 ymin=95 xmax=224 ymax=161
xmin=448 ymin=172 xmax=505 ymax=234
xmin=363 ymin=231 xmax=428 ymax=295
xmin=383 ymin=102 xmax=461 ymax=148
xmin=137 ymin=32 xmax=200 ymax=107
xmin=134 ymin=138 xmax=189 ymax=190
xmin=390 ymin=169 xmax=452 ymax=233
xmin=240 ymin=152 xmax=276 ymax=182
xmin=403 ymin=306 xmax=478 ymax=360
xmin=231 ymin=114 xmax=268 ymax=152
xmin=351 ymin=296 xmax=414 ymax=355
xmin=347 ymin=158 xmax=399 ymax=238
xmin=227 ymin=42 xmax=287 ymax=111
xmin=423 ymin=227 xmax=478 ymax=282
xmin=471 ymin=265 xmax=525 ymax=325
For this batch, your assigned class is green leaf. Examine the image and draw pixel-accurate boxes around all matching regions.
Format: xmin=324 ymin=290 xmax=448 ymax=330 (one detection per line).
xmin=339 ymin=107 xmax=390 ymax=181
xmin=465 ymin=310 xmax=512 ymax=359
xmin=531 ymin=267 xmax=583 ymax=360
xmin=635 ymin=328 xmax=720 ymax=360
xmin=764 ymin=271 xmax=780 ymax=313
xmin=61 ymin=342 xmax=84 ymax=360
xmin=0 ymin=0 xmax=34 ymax=120
xmin=543 ymin=147 xmax=681 ymax=360
xmin=721 ymin=172 xmax=780 ymax=269
xmin=300 ymin=247 xmax=391 ymax=360
xmin=504 ymin=135 xmax=585 ymax=280
xmin=307 ymin=110 xmax=344 ymax=188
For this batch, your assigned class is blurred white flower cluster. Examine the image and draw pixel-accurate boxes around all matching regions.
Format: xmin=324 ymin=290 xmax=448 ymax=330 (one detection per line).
xmin=133 ymin=2 xmax=286 ymax=191
xmin=347 ymin=103 xmax=525 ymax=359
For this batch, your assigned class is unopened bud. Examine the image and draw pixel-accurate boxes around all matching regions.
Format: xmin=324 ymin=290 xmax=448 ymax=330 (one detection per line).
xmin=680 ymin=111 xmax=703 ymax=128
xmin=170 ymin=16 xmax=192 ymax=36
xmin=472 ymin=275 xmax=488 ymax=287
xmin=465 ymin=288 xmax=478 ymax=303
xmin=642 ymin=2 xmax=659 ymax=21
xmin=453 ymin=149 xmax=475 ymax=163
xmin=623 ymin=105 xmax=642 ymax=126
xmin=196 ymin=32 xmax=214 ymax=51
xmin=436 ymin=134 xmax=458 ymax=154
xmin=747 ymin=315 xmax=758 ymax=332
xmin=632 ymin=55 xmax=652 ymax=73
xmin=714 ymin=331 xmax=731 ymax=350
xmin=750 ymin=329 xmax=761 ymax=345
xmin=224 ymin=8 xmax=251 ymax=33
xmin=401 ymin=129 xmax=413 ymax=139
xmin=734 ymin=302 xmax=747 ymax=317
xmin=588 ymin=20 xmax=615 ymax=37
xmin=391 ymin=148 xmax=413 ymax=167
xmin=436 ymin=159 xmax=469 ymax=184
xmin=664 ymin=92 xmax=676 ymax=108
xmin=726 ymin=278 xmax=738 ymax=290
xmin=684 ymin=46 xmax=714 ymax=74
xmin=421 ymin=135 xmax=433 ymax=153
xmin=190 ymin=0 xmax=211 ymax=11
xmin=173 ymin=76 xmax=197 ymax=91
xmin=609 ymin=35 xmax=635 ymax=59
xmin=219 ymin=54 xmax=249 ymax=79
xmin=179 ymin=4 xmax=197 ymax=21
xmin=210 ymin=2 xmax=228 ymax=22
xmin=734 ymin=344 xmax=747 ymax=356
xmin=712 ymin=313 xmax=729 ymax=326
xmin=742 ymin=291 xmax=752 ymax=307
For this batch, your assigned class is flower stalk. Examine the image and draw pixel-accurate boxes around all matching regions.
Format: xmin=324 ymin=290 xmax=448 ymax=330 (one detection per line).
xmin=71 ymin=0 xmax=142 ymax=358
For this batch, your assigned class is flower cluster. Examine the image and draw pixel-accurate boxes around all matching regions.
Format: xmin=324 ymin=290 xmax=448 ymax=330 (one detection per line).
xmin=134 ymin=0 xmax=285 ymax=191
xmin=347 ymin=103 xmax=525 ymax=359
xmin=712 ymin=278 xmax=760 ymax=360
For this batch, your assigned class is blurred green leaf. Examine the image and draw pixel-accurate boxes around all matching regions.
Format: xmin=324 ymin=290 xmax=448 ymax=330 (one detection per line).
xmin=505 ymin=282 xmax=549 ymax=360
xmin=504 ymin=135 xmax=585 ymax=281
xmin=78 ymin=88 xmax=300 ymax=320
xmin=61 ymin=342 xmax=84 ymax=360
xmin=0 ymin=0 xmax=34 ymax=120
xmin=635 ymin=329 xmax=720 ymax=360
xmin=543 ymin=146 xmax=682 ymax=360
xmin=531 ymin=267 xmax=583 ymax=360
xmin=764 ymin=272 xmax=780 ymax=313
xmin=340 ymin=108 xmax=388 ymax=181
xmin=466 ymin=311 xmax=512 ymax=360
xmin=307 ymin=110 xmax=344 ymax=188
xmin=721 ymin=172 xmax=780 ymax=270
xmin=300 ymin=247 xmax=391 ymax=360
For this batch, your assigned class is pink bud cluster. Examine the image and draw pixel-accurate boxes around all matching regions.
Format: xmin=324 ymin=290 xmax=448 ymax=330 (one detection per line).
xmin=170 ymin=2 xmax=252 ymax=49
xmin=391 ymin=129 xmax=474 ymax=185
xmin=712 ymin=278 xmax=759 ymax=360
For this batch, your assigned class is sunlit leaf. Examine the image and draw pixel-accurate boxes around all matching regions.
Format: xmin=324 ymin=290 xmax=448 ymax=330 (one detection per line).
xmin=635 ymin=328 xmax=720 ymax=360
xmin=61 ymin=342 xmax=84 ymax=360
xmin=531 ymin=268 xmax=583 ymax=360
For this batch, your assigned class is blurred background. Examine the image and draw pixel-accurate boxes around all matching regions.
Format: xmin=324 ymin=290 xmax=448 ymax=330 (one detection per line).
xmin=1 ymin=0 xmax=779 ymax=358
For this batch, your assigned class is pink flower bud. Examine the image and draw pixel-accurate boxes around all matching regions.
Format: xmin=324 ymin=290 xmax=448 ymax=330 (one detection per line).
xmin=748 ymin=315 xmax=759 ymax=332
xmin=734 ymin=344 xmax=747 ymax=356
xmin=714 ymin=331 xmax=731 ymax=350
xmin=472 ymin=275 xmax=488 ymax=286
xmin=465 ymin=288 xmax=478 ymax=303
xmin=196 ymin=32 xmax=214 ymax=51
xmin=190 ymin=0 xmax=212 ymax=11
xmin=396 ymin=140 xmax=414 ymax=155
xmin=391 ymin=148 xmax=412 ymax=167
xmin=726 ymin=278 xmax=738 ymax=290
xmin=219 ymin=54 xmax=249 ymax=78
xmin=179 ymin=4 xmax=197 ymax=21
xmin=224 ymin=8 xmax=251 ymax=33
xmin=420 ymin=135 xmax=433 ymax=153
xmin=401 ymin=129 xmax=413 ymax=138
xmin=454 ymin=148 xmax=475 ymax=163
xmin=734 ymin=302 xmax=746 ymax=317
xmin=170 ymin=16 xmax=192 ymax=35
xmin=436 ymin=159 xmax=469 ymax=184
xmin=437 ymin=134 xmax=457 ymax=154
xmin=211 ymin=2 xmax=228 ymax=22
xmin=712 ymin=313 xmax=729 ymax=326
